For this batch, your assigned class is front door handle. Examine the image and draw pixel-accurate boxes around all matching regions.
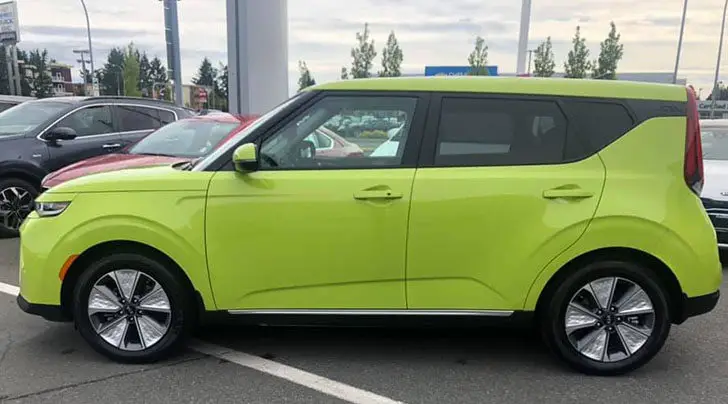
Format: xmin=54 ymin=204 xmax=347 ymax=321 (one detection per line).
xmin=102 ymin=143 xmax=122 ymax=149
xmin=542 ymin=187 xmax=594 ymax=200
xmin=353 ymin=189 xmax=403 ymax=200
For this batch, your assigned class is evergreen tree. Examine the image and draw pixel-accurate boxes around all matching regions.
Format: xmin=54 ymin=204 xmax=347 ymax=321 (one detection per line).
xmin=379 ymin=31 xmax=403 ymax=77
xmin=564 ymin=26 xmax=592 ymax=79
xmin=592 ymin=22 xmax=624 ymax=80
xmin=533 ymin=37 xmax=556 ymax=77
xmin=122 ymin=42 xmax=142 ymax=97
xmin=467 ymin=36 xmax=489 ymax=76
xmin=297 ymin=60 xmax=316 ymax=91
xmin=349 ymin=23 xmax=377 ymax=78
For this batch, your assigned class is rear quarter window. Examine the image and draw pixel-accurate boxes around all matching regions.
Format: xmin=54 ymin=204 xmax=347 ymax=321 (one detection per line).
xmin=562 ymin=100 xmax=635 ymax=160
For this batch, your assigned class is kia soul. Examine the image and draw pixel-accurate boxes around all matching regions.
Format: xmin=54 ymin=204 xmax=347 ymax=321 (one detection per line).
xmin=17 ymin=77 xmax=721 ymax=376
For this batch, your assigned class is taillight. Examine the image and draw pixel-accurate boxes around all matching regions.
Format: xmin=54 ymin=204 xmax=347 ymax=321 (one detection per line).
xmin=684 ymin=86 xmax=704 ymax=195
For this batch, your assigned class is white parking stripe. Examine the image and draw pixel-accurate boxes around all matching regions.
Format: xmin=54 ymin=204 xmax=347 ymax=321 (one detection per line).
xmin=191 ymin=341 xmax=405 ymax=404
xmin=0 ymin=281 xmax=19 ymax=296
xmin=0 ymin=281 xmax=406 ymax=404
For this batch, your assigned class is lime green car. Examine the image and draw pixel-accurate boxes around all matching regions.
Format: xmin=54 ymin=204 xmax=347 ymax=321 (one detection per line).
xmin=17 ymin=77 xmax=721 ymax=375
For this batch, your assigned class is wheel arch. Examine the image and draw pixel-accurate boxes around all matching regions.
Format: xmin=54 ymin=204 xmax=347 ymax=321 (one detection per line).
xmin=0 ymin=160 xmax=47 ymax=189
xmin=533 ymin=247 xmax=684 ymax=324
xmin=60 ymin=240 xmax=205 ymax=322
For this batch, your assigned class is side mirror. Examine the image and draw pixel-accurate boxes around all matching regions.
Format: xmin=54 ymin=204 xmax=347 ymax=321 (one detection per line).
xmin=45 ymin=127 xmax=77 ymax=141
xmin=232 ymin=143 xmax=258 ymax=173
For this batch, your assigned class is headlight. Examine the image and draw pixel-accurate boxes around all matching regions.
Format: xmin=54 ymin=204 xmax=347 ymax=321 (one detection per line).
xmin=35 ymin=201 xmax=71 ymax=217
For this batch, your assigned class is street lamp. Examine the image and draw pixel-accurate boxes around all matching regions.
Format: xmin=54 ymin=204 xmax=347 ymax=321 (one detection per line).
xmin=710 ymin=0 xmax=728 ymax=119
xmin=79 ymin=0 xmax=98 ymax=96
xmin=516 ymin=0 xmax=532 ymax=76
xmin=673 ymin=0 xmax=689 ymax=84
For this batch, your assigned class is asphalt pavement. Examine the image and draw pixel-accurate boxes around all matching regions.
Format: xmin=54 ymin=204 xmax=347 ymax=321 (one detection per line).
xmin=1 ymin=237 xmax=727 ymax=404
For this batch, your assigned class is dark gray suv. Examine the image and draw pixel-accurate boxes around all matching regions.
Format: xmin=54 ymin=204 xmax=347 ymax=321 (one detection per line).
xmin=0 ymin=96 xmax=194 ymax=237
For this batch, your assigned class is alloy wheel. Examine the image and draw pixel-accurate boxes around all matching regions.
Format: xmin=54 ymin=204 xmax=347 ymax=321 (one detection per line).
xmin=87 ymin=269 xmax=173 ymax=351
xmin=564 ymin=277 xmax=656 ymax=363
xmin=0 ymin=186 xmax=34 ymax=231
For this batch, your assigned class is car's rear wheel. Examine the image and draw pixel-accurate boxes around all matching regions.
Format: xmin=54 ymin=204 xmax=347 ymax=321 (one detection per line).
xmin=540 ymin=259 xmax=671 ymax=376
xmin=73 ymin=252 xmax=193 ymax=363
xmin=0 ymin=177 xmax=38 ymax=239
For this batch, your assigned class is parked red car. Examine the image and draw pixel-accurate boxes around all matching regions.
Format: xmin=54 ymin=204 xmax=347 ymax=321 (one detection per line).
xmin=41 ymin=113 xmax=259 ymax=189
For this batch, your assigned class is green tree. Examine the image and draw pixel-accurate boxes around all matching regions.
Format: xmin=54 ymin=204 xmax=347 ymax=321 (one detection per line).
xmin=28 ymin=49 xmax=53 ymax=98
xmin=122 ymin=43 xmax=141 ymax=97
xmin=564 ymin=26 xmax=592 ymax=79
xmin=99 ymin=47 xmax=125 ymax=95
xmin=138 ymin=52 xmax=153 ymax=96
xmin=592 ymin=22 xmax=624 ymax=80
xmin=467 ymin=36 xmax=489 ymax=76
xmin=379 ymin=31 xmax=403 ymax=77
xmin=349 ymin=23 xmax=377 ymax=78
xmin=216 ymin=63 xmax=228 ymax=111
xmin=148 ymin=56 xmax=169 ymax=100
xmin=192 ymin=57 xmax=219 ymax=108
xmin=340 ymin=67 xmax=349 ymax=80
xmin=297 ymin=60 xmax=316 ymax=91
xmin=533 ymin=36 xmax=556 ymax=77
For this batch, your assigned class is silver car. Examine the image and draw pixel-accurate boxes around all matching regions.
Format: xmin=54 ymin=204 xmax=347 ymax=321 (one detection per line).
xmin=700 ymin=119 xmax=728 ymax=249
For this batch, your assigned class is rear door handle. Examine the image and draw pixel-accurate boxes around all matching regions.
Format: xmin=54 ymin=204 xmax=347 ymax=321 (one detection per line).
xmin=353 ymin=190 xmax=403 ymax=200
xmin=102 ymin=143 xmax=121 ymax=149
xmin=542 ymin=188 xmax=594 ymax=200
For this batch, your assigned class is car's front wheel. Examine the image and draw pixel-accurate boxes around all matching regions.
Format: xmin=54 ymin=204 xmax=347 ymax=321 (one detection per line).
xmin=540 ymin=259 xmax=671 ymax=376
xmin=0 ymin=177 xmax=38 ymax=238
xmin=73 ymin=252 xmax=193 ymax=363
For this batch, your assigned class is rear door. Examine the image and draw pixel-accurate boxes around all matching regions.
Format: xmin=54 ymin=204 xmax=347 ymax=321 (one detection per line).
xmin=406 ymin=93 xmax=607 ymax=311
xmin=114 ymin=105 xmax=176 ymax=149
xmin=43 ymin=104 xmax=120 ymax=171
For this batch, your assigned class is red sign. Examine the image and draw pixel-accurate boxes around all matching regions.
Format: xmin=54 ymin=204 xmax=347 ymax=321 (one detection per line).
xmin=197 ymin=87 xmax=208 ymax=102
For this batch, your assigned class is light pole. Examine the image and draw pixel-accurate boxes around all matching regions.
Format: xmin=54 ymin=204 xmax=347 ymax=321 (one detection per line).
xmin=79 ymin=0 xmax=98 ymax=96
xmin=673 ymin=0 xmax=689 ymax=84
xmin=710 ymin=0 xmax=728 ymax=119
xmin=516 ymin=0 xmax=532 ymax=76
xmin=73 ymin=49 xmax=91 ymax=94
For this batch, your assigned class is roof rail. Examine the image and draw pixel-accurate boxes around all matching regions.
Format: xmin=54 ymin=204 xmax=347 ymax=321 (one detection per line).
xmin=84 ymin=95 xmax=178 ymax=105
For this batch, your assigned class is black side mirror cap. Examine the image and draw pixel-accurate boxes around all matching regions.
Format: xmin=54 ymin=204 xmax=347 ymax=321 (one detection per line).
xmin=45 ymin=127 xmax=78 ymax=141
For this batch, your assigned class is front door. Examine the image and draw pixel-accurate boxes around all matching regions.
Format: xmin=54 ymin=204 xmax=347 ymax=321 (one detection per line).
xmin=43 ymin=105 xmax=120 ymax=172
xmin=205 ymin=92 xmax=429 ymax=310
xmin=406 ymin=94 xmax=606 ymax=311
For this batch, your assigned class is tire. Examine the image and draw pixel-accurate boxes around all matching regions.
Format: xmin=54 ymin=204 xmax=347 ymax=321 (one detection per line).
xmin=72 ymin=252 xmax=194 ymax=364
xmin=540 ymin=259 xmax=671 ymax=376
xmin=0 ymin=177 xmax=39 ymax=239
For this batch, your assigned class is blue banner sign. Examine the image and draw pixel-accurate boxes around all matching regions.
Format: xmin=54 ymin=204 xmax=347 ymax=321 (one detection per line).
xmin=425 ymin=65 xmax=498 ymax=77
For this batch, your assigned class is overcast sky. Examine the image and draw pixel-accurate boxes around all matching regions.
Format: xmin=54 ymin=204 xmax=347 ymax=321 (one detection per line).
xmin=14 ymin=0 xmax=728 ymax=97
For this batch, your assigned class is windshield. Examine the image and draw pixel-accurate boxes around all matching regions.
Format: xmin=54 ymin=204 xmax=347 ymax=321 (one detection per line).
xmin=0 ymin=101 xmax=70 ymax=136
xmin=129 ymin=119 xmax=240 ymax=158
xmin=191 ymin=93 xmax=304 ymax=171
xmin=701 ymin=127 xmax=728 ymax=160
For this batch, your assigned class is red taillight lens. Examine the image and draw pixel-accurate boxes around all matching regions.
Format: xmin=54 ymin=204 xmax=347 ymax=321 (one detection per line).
xmin=684 ymin=87 xmax=704 ymax=195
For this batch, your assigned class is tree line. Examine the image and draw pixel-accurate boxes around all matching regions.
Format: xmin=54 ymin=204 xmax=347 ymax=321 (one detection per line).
xmin=297 ymin=21 xmax=626 ymax=89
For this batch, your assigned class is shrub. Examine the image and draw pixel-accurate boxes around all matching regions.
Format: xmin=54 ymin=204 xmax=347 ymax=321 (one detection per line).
xmin=358 ymin=130 xmax=389 ymax=139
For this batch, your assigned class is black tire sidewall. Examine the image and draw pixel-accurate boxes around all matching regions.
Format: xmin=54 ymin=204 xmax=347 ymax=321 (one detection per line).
xmin=73 ymin=252 xmax=191 ymax=363
xmin=542 ymin=260 xmax=671 ymax=376
xmin=0 ymin=177 xmax=39 ymax=238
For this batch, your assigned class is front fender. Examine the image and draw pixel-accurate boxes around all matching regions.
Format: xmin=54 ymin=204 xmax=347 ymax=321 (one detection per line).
xmin=19 ymin=191 xmax=215 ymax=310
xmin=0 ymin=159 xmax=47 ymax=183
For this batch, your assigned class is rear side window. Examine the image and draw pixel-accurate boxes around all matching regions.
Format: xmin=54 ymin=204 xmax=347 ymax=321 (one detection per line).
xmin=562 ymin=101 xmax=634 ymax=157
xmin=157 ymin=109 xmax=176 ymax=125
xmin=434 ymin=97 xmax=568 ymax=167
xmin=116 ymin=106 xmax=164 ymax=132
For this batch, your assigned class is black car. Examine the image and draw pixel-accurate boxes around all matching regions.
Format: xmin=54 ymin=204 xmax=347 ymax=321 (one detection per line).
xmin=0 ymin=96 xmax=194 ymax=237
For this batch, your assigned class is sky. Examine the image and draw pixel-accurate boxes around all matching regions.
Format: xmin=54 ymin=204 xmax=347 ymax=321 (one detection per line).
xmin=13 ymin=0 xmax=728 ymax=98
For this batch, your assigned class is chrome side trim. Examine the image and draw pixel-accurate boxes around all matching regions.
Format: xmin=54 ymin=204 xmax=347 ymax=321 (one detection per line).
xmin=36 ymin=102 xmax=179 ymax=141
xmin=226 ymin=309 xmax=515 ymax=317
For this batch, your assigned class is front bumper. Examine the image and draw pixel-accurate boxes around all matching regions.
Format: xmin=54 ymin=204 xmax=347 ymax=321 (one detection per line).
xmin=675 ymin=290 xmax=720 ymax=324
xmin=16 ymin=294 xmax=69 ymax=322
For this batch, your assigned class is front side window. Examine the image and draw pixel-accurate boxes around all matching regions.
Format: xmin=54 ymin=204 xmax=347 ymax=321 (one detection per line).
xmin=701 ymin=126 xmax=728 ymax=160
xmin=434 ymin=97 xmax=568 ymax=167
xmin=53 ymin=105 xmax=113 ymax=137
xmin=260 ymin=96 xmax=417 ymax=169
xmin=129 ymin=119 xmax=240 ymax=158
xmin=116 ymin=106 xmax=164 ymax=132
xmin=0 ymin=100 xmax=70 ymax=136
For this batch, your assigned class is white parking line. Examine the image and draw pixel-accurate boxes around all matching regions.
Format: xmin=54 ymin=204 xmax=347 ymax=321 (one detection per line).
xmin=0 ymin=281 xmax=405 ymax=404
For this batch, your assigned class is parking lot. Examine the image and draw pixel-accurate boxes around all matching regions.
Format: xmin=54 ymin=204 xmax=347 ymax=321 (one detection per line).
xmin=0 ymin=238 xmax=727 ymax=403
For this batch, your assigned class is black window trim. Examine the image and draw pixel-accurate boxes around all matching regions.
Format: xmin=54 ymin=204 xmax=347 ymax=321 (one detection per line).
xmin=111 ymin=102 xmax=179 ymax=135
xmin=213 ymin=90 xmax=432 ymax=172
xmin=416 ymin=91 xmax=682 ymax=168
